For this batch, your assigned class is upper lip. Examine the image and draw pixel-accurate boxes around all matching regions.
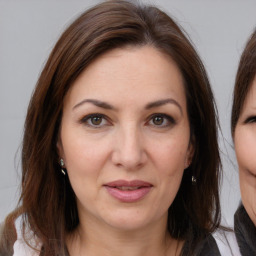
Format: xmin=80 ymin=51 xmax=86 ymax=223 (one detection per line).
xmin=104 ymin=180 xmax=153 ymax=188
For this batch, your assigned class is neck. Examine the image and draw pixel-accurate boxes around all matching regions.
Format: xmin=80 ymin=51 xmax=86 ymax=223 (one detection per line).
xmin=67 ymin=214 xmax=182 ymax=256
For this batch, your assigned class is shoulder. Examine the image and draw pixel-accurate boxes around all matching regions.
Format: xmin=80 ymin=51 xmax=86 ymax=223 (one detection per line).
xmin=212 ymin=228 xmax=241 ymax=256
xmin=1 ymin=215 xmax=41 ymax=256
xmin=12 ymin=215 xmax=41 ymax=256
xmin=234 ymin=204 xmax=256 ymax=234
xmin=182 ymin=230 xmax=237 ymax=256
xmin=0 ymin=219 xmax=16 ymax=256
xmin=234 ymin=204 xmax=256 ymax=255
xmin=197 ymin=233 xmax=221 ymax=256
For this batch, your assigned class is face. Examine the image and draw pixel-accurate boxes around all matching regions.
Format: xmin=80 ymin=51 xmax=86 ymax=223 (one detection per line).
xmin=234 ymin=77 xmax=256 ymax=226
xmin=58 ymin=46 xmax=193 ymax=232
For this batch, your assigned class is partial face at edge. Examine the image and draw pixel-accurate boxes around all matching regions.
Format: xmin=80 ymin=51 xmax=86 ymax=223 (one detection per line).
xmin=57 ymin=46 xmax=194 ymax=231
xmin=234 ymin=76 xmax=256 ymax=226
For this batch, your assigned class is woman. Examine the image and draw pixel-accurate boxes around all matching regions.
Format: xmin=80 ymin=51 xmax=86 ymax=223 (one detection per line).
xmin=0 ymin=1 xmax=232 ymax=255
xmin=232 ymin=29 xmax=256 ymax=255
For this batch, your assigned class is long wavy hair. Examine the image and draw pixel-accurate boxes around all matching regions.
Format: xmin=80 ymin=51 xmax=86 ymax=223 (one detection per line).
xmin=1 ymin=1 xmax=221 ymax=255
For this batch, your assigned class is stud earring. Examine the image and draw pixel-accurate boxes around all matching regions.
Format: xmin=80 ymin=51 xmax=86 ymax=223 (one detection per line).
xmin=60 ymin=158 xmax=66 ymax=176
xmin=192 ymin=175 xmax=197 ymax=185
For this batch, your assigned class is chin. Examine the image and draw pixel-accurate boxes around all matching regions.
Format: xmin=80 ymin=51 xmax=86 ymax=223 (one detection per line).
xmin=100 ymin=208 xmax=158 ymax=231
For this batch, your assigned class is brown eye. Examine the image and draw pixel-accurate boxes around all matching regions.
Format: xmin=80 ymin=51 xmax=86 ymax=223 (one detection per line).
xmin=152 ymin=116 xmax=164 ymax=125
xmin=148 ymin=114 xmax=175 ymax=128
xmin=91 ymin=116 xmax=103 ymax=125
xmin=80 ymin=114 xmax=109 ymax=128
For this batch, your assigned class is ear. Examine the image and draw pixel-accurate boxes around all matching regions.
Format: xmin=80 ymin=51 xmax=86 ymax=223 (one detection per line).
xmin=185 ymin=135 xmax=195 ymax=169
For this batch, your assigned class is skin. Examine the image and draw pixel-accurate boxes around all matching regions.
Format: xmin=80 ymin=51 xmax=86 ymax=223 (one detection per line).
xmin=58 ymin=46 xmax=194 ymax=256
xmin=234 ymin=76 xmax=256 ymax=227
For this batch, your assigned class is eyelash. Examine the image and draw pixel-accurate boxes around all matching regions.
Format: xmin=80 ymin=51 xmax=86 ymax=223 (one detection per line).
xmin=79 ymin=113 xmax=110 ymax=128
xmin=244 ymin=116 xmax=256 ymax=124
xmin=79 ymin=113 xmax=176 ymax=128
xmin=147 ymin=113 xmax=176 ymax=128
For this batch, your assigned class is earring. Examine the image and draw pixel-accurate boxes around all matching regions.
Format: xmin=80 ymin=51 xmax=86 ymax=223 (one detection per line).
xmin=60 ymin=158 xmax=66 ymax=176
xmin=192 ymin=175 xmax=197 ymax=185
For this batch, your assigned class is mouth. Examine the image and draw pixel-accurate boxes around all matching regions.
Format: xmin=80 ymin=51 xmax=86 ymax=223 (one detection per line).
xmin=113 ymin=186 xmax=143 ymax=191
xmin=104 ymin=180 xmax=153 ymax=202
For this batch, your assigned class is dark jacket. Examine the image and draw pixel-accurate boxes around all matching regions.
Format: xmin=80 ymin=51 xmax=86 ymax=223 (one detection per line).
xmin=183 ymin=234 xmax=221 ymax=256
xmin=234 ymin=204 xmax=256 ymax=256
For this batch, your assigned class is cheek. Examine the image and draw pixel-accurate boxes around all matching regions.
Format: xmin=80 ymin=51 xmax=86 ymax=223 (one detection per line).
xmin=240 ymin=171 xmax=256 ymax=226
xmin=152 ymin=139 xmax=188 ymax=173
xmin=148 ymin=138 xmax=188 ymax=201
xmin=151 ymin=141 xmax=186 ymax=211
xmin=60 ymin=128 xmax=111 ymax=176
xmin=235 ymin=128 xmax=256 ymax=175
xmin=235 ymin=127 xmax=256 ymax=225
xmin=60 ymin=135 xmax=112 ymax=203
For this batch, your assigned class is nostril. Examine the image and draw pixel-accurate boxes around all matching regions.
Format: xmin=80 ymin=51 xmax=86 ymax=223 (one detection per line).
xmin=111 ymin=149 xmax=147 ymax=170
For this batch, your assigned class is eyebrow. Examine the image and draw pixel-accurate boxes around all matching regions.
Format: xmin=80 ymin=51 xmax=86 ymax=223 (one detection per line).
xmin=73 ymin=99 xmax=115 ymax=110
xmin=145 ymin=98 xmax=183 ymax=115
xmin=73 ymin=98 xmax=183 ymax=114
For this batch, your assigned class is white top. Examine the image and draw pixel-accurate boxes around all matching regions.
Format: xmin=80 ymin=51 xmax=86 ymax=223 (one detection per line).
xmin=13 ymin=216 xmax=40 ymax=256
xmin=13 ymin=215 xmax=241 ymax=256
xmin=213 ymin=229 xmax=241 ymax=256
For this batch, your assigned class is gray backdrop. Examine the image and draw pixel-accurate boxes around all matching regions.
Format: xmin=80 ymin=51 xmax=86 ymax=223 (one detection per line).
xmin=1 ymin=0 xmax=256 ymax=227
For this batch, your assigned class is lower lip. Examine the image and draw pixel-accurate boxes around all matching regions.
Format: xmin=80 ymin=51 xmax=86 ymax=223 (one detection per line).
xmin=104 ymin=186 xmax=152 ymax=203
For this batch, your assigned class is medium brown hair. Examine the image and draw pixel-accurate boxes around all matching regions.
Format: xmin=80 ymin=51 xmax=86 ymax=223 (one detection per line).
xmin=1 ymin=1 xmax=221 ymax=255
xmin=231 ymin=29 xmax=256 ymax=136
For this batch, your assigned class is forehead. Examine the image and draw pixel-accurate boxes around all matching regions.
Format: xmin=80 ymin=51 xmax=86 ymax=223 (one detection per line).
xmin=64 ymin=46 xmax=187 ymax=109
xmin=241 ymin=77 xmax=256 ymax=112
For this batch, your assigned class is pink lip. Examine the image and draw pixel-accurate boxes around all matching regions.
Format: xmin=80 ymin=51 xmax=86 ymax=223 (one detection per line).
xmin=104 ymin=180 xmax=153 ymax=203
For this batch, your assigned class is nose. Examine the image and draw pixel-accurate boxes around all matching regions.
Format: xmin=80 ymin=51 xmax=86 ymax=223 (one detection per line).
xmin=111 ymin=125 xmax=147 ymax=170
